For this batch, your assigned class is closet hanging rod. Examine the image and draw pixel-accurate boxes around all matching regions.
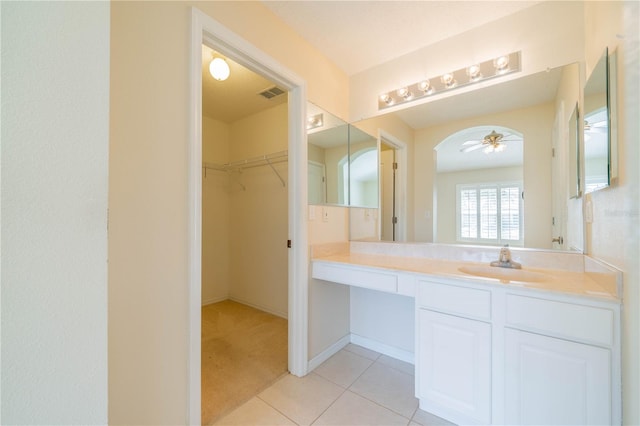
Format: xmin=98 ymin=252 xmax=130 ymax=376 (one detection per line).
xmin=202 ymin=150 xmax=287 ymax=186
xmin=202 ymin=150 xmax=287 ymax=171
xmin=226 ymin=150 xmax=287 ymax=168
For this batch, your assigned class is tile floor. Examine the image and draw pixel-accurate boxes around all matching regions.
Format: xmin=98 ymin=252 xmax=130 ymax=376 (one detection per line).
xmin=215 ymin=344 xmax=455 ymax=425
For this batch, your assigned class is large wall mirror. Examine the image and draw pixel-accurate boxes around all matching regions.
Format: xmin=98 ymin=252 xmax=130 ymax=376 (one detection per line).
xmin=307 ymin=103 xmax=349 ymax=206
xmin=307 ymin=102 xmax=378 ymax=208
xmin=583 ymin=48 xmax=613 ymax=193
xmin=351 ymin=62 xmax=582 ymax=251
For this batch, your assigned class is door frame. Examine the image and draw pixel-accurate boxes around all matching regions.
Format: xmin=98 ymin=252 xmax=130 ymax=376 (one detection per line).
xmin=378 ymin=130 xmax=408 ymax=242
xmin=189 ymin=8 xmax=308 ymax=424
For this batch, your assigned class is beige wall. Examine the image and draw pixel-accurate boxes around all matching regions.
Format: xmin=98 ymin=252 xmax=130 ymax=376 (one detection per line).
xmin=349 ymin=1 xmax=585 ymax=121
xmin=109 ymin=2 xmax=348 ymax=423
xmin=308 ymin=205 xmax=351 ymax=360
xmin=203 ymin=104 xmax=289 ymax=314
xmin=202 ymin=116 xmax=230 ymax=305
xmin=1 ymin=2 xmax=109 ymax=423
xmin=583 ymin=3 xmax=640 ymax=425
xmin=228 ymin=103 xmax=289 ymax=317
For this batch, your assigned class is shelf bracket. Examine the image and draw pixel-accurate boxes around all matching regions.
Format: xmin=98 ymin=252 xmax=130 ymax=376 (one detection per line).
xmin=266 ymin=158 xmax=285 ymax=187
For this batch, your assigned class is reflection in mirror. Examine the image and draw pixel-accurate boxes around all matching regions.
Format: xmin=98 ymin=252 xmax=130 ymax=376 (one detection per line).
xmin=568 ymin=103 xmax=581 ymax=198
xmin=348 ymin=126 xmax=378 ymax=208
xmin=351 ymin=62 xmax=582 ymax=251
xmin=380 ymin=141 xmax=397 ymax=241
xmin=435 ymin=126 xmax=524 ymax=246
xmin=584 ymin=49 xmax=610 ymax=193
xmin=307 ymin=103 xmax=349 ymax=205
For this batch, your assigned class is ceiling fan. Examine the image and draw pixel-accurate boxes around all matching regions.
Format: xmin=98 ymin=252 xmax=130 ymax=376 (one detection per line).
xmin=460 ymin=130 xmax=518 ymax=154
xmin=584 ymin=118 xmax=608 ymax=134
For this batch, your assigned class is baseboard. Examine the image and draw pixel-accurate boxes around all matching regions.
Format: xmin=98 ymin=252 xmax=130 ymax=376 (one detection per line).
xmin=228 ymin=296 xmax=288 ymax=319
xmin=202 ymin=296 xmax=228 ymax=306
xmin=350 ymin=334 xmax=414 ymax=364
xmin=307 ymin=334 xmax=351 ymax=372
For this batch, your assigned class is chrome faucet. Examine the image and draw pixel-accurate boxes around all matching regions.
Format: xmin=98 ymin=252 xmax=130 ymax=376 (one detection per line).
xmin=490 ymin=245 xmax=521 ymax=269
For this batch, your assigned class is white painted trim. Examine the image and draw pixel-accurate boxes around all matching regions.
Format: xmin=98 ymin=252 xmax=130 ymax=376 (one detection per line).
xmin=378 ymin=130 xmax=408 ymax=242
xmin=189 ymin=8 xmax=308 ymax=425
xmin=350 ymin=334 xmax=415 ymax=364
xmin=307 ymin=334 xmax=351 ymax=372
xmin=228 ymin=297 xmax=288 ymax=320
xmin=202 ymin=296 xmax=229 ymax=307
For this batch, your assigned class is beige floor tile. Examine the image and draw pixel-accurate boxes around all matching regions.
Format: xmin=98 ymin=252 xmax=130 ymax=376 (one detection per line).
xmin=376 ymin=354 xmax=415 ymax=376
xmin=313 ymin=349 xmax=375 ymax=388
xmin=411 ymin=408 xmax=457 ymax=426
xmin=214 ymin=397 xmax=296 ymax=426
xmin=350 ymin=362 xmax=418 ymax=418
xmin=343 ymin=343 xmax=381 ymax=360
xmin=313 ymin=390 xmax=410 ymax=425
xmin=259 ymin=373 xmax=344 ymax=425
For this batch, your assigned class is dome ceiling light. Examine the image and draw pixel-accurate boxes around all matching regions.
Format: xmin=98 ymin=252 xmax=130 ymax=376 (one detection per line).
xmin=209 ymin=55 xmax=230 ymax=81
xmin=378 ymin=51 xmax=521 ymax=110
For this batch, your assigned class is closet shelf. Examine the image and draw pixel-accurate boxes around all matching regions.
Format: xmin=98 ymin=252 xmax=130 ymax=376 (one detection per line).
xmin=203 ymin=150 xmax=287 ymax=187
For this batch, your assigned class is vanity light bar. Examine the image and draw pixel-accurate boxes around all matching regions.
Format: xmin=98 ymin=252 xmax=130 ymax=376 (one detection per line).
xmin=378 ymin=51 xmax=521 ymax=110
xmin=306 ymin=113 xmax=324 ymax=130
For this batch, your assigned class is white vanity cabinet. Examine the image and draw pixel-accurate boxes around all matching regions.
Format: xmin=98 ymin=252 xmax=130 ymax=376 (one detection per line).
xmin=415 ymin=279 xmax=621 ymax=426
xmin=416 ymin=280 xmax=492 ymax=425
xmin=503 ymin=294 xmax=618 ymax=425
xmin=310 ymin=255 xmax=621 ymax=425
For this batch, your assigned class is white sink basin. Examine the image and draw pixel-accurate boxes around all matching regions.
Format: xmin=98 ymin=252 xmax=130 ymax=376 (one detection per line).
xmin=458 ymin=265 xmax=550 ymax=283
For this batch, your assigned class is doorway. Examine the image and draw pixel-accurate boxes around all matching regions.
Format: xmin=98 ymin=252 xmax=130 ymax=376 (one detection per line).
xmin=200 ymin=44 xmax=290 ymax=423
xmin=378 ymin=132 xmax=408 ymax=242
xmin=189 ymin=9 xmax=308 ymax=424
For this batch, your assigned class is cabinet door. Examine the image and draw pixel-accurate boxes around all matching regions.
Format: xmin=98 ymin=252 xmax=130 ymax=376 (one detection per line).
xmin=505 ymin=328 xmax=611 ymax=425
xmin=417 ymin=309 xmax=491 ymax=425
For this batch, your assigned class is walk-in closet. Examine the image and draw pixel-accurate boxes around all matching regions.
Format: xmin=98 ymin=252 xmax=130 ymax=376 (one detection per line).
xmin=200 ymin=45 xmax=289 ymax=424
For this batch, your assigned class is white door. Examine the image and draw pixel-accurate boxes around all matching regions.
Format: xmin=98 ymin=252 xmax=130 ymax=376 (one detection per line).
xmin=380 ymin=148 xmax=395 ymax=241
xmin=417 ymin=309 xmax=492 ymax=425
xmin=504 ymin=328 xmax=611 ymax=425
xmin=308 ymin=160 xmax=326 ymax=204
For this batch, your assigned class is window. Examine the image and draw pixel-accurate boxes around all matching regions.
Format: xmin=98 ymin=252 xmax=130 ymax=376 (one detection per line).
xmin=457 ymin=182 xmax=523 ymax=245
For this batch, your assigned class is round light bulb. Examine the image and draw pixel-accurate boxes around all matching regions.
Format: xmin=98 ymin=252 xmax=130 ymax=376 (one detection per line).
xmin=467 ymin=64 xmax=481 ymax=81
xmin=494 ymin=55 xmax=510 ymax=72
xmin=396 ymin=87 xmax=412 ymax=100
xmin=379 ymin=93 xmax=393 ymax=105
xmin=441 ymin=73 xmax=456 ymax=88
xmin=209 ymin=57 xmax=230 ymax=81
xmin=418 ymin=80 xmax=431 ymax=92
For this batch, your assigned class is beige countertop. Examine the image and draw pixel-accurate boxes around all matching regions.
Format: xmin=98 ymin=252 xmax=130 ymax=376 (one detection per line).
xmin=312 ymin=251 xmax=619 ymax=301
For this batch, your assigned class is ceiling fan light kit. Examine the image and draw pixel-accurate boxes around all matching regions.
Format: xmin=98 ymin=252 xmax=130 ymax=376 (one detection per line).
xmin=378 ymin=51 xmax=521 ymax=110
xmin=460 ymin=129 xmax=520 ymax=154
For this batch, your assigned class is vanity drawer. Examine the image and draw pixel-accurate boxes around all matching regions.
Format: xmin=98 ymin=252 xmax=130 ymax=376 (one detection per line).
xmin=312 ymin=262 xmax=398 ymax=293
xmin=506 ymin=294 xmax=614 ymax=346
xmin=418 ymin=281 xmax=491 ymax=320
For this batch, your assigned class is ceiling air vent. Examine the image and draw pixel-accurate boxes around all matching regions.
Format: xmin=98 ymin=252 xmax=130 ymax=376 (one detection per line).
xmin=258 ymin=86 xmax=285 ymax=100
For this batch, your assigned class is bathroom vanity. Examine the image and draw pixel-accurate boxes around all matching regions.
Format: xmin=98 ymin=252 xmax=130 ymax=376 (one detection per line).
xmin=311 ymin=242 xmax=621 ymax=425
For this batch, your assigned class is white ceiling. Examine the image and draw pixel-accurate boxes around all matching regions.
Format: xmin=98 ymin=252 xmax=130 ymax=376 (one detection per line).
xmin=436 ymin=125 xmax=524 ymax=173
xmin=204 ymin=0 xmax=561 ymax=170
xmin=262 ymin=1 xmax=542 ymax=76
xmin=201 ymin=45 xmax=287 ymax=122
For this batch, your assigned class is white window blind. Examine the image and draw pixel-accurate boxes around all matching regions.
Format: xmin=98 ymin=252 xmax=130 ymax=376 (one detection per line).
xmin=457 ymin=182 xmax=523 ymax=245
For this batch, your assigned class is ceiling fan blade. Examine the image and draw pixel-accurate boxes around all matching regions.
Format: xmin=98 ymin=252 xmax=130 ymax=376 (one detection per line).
xmin=461 ymin=143 xmax=485 ymax=153
xmin=462 ymin=140 xmax=482 ymax=146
